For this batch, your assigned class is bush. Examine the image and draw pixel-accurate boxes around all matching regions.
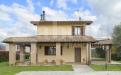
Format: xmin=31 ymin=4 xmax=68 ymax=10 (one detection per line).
xmin=111 ymin=46 xmax=121 ymax=61
xmin=95 ymin=48 xmax=106 ymax=58
xmin=0 ymin=51 xmax=9 ymax=62
xmin=112 ymin=48 xmax=121 ymax=61
xmin=111 ymin=54 xmax=121 ymax=61
xmin=25 ymin=54 xmax=30 ymax=60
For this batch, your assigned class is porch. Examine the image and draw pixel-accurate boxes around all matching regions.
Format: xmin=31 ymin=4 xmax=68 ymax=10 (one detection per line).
xmin=7 ymin=42 xmax=92 ymax=66
xmin=3 ymin=35 xmax=95 ymax=66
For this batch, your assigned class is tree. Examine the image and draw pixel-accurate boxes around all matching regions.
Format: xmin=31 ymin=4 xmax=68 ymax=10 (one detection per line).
xmin=112 ymin=23 xmax=121 ymax=48
xmin=112 ymin=23 xmax=121 ymax=60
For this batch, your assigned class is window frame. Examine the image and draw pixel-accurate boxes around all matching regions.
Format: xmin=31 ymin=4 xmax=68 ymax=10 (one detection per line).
xmin=44 ymin=46 xmax=56 ymax=55
xmin=72 ymin=26 xmax=81 ymax=35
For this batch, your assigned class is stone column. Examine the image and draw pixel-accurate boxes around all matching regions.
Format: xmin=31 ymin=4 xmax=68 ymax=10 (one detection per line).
xmin=56 ymin=43 xmax=61 ymax=65
xmin=6 ymin=44 xmax=9 ymax=51
xmin=20 ymin=45 xmax=25 ymax=63
xmin=86 ymin=43 xmax=88 ymax=64
xmin=106 ymin=46 xmax=111 ymax=63
xmin=30 ymin=43 xmax=37 ymax=65
xmin=86 ymin=43 xmax=91 ymax=65
xmin=9 ymin=43 xmax=16 ymax=65
xmin=88 ymin=43 xmax=91 ymax=64
xmin=109 ymin=46 xmax=112 ymax=63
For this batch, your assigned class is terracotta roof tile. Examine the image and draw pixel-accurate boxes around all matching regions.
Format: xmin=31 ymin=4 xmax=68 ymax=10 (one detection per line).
xmin=31 ymin=21 xmax=93 ymax=25
xmin=3 ymin=35 xmax=96 ymax=43
xmin=95 ymin=39 xmax=112 ymax=45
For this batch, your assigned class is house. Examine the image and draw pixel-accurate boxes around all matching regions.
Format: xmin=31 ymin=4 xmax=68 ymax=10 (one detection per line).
xmin=3 ymin=11 xmax=112 ymax=66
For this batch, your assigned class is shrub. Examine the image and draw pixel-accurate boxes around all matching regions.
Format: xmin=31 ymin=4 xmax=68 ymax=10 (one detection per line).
xmin=60 ymin=59 xmax=64 ymax=65
xmin=111 ymin=47 xmax=121 ymax=61
xmin=111 ymin=54 xmax=120 ymax=61
xmin=44 ymin=59 xmax=48 ymax=64
xmin=25 ymin=54 xmax=30 ymax=60
xmin=95 ymin=48 xmax=106 ymax=58
xmin=51 ymin=60 xmax=56 ymax=64
xmin=0 ymin=51 xmax=9 ymax=62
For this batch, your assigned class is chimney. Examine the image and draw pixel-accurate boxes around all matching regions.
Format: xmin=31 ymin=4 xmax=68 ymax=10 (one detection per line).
xmin=40 ymin=14 xmax=43 ymax=20
xmin=43 ymin=11 xmax=45 ymax=20
xmin=40 ymin=10 xmax=46 ymax=21
xmin=79 ymin=16 xmax=81 ymax=20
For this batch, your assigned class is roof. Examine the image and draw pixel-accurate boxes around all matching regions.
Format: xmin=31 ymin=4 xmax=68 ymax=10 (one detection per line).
xmin=3 ymin=35 xmax=96 ymax=43
xmin=31 ymin=21 xmax=93 ymax=25
xmin=94 ymin=39 xmax=112 ymax=45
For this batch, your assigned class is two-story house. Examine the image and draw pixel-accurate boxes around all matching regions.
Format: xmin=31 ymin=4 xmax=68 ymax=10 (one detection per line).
xmin=3 ymin=11 xmax=96 ymax=65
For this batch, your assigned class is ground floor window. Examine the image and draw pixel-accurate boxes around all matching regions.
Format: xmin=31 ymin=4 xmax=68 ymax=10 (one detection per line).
xmin=45 ymin=46 xmax=56 ymax=55
xmin=61 ymin=46 xmax=63 ymax=55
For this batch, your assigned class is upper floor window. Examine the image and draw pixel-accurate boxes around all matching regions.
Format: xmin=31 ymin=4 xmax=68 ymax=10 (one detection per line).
xmin=72 ymin=26 xmax=81 ymax=35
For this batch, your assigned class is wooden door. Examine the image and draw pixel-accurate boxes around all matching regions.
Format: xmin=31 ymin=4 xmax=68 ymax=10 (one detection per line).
xmin=75 ymin=48 xmax=81 ymax=62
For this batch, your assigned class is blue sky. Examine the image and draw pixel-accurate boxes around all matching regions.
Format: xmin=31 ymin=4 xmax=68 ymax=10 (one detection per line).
xmin=0 ymin=0 xmax=121 ymax=42
xmin=0 ymin=0 xmax=92 ymax=16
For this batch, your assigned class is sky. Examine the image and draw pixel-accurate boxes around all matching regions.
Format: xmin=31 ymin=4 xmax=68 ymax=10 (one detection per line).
xmin=0 ymin=0 xmax=121 ymax=42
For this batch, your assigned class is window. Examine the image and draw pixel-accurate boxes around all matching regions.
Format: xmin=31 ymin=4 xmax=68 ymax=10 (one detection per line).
xmin=72 ymin=26 xmax=81 ymax=35
xmin=61 ymin=46 xmax=63 ymax=56
xmin=45 ymin=46 xmax=56 ymax=55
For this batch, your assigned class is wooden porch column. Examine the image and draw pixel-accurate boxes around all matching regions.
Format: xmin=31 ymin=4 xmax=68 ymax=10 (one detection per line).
xmin=30 ymin=43 xmax=37 ymax=65
xmin=56 ymin=43 xmax=61 ymax=65
xmin=20 ymin=45 xmax=25 ymax=63
xmin=9 ymin=43 xmax=16 ymax=65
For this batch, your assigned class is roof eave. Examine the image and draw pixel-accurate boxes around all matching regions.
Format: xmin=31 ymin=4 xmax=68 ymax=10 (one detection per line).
xmin=30 ymin=21 xmax=93 ymax=25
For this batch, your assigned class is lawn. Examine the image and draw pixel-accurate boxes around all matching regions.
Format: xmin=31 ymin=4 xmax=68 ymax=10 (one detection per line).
xmin=90 ymin=64 xmax=121 ymax=71
xmin=0 ymin=62 xmax=73 ymax=75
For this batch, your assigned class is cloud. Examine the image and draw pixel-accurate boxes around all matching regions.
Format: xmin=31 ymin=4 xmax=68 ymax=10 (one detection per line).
xmin=56 ymin=0 xmax=67 ymax=9
xmin=0 ymin=11 xmax=11 ymax=21
xmin=42 ymin=7 xmax=68 ymax=20
xmin=56 ymin=0 xmax=78 ymax=9
xmin=26 ymin=0 xmax=34 ymax=12
xmin=86 ymin=0 xmax=121 ymax=39
xmin=0 ymin=2 xmax=39 ymax=42
xmin=42 ymin=6 xmax=96 ymax=21
xmin=73 ymin=8 xmax=96 ymax=21
xmin=0 ymin=29 xmax=8 ymax=41
xmin=1 ymin=0 xmax=121 ymax=42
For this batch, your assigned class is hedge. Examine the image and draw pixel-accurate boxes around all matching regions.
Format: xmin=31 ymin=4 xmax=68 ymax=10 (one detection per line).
xmin=0 ymin=51 xmax=9 ymax=62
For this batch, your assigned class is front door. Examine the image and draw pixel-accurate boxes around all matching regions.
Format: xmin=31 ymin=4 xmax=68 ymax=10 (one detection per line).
xmin=75 ymin=48 xmax=81 ymax=62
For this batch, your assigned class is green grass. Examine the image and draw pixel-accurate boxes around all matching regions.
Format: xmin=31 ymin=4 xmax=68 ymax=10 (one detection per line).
xmin=90 ymin=64 xmax=121 ymax=71
xmin=0 ymin=62 xmax=73 ymax=75
xmin=91 ymin=57 xmax=105 ymax=61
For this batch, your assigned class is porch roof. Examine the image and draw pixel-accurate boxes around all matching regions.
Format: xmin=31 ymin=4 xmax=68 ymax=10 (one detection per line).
xmin=31 ymin=21 xmax=93 ymax=25
xmin=94 ymin=39 xmax=112 ymax=45
xmin=3 ymin=35 xmax=96 ymax=43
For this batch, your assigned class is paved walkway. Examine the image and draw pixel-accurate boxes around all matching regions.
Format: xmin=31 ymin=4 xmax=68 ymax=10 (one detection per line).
xmin=16 ymin=65 xmax=121 ymax=75
xmin=72 ymin=65 xmax=94 ymax=72
xmin=92 ymin=61 xmax=121 ymax=65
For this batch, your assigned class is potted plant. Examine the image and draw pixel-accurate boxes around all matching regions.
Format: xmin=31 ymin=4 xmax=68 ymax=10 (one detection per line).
xmin=44 ymin=59 xmax=48 ymax=64
xmin=60 ymin=59 xmax=64 ymax=65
